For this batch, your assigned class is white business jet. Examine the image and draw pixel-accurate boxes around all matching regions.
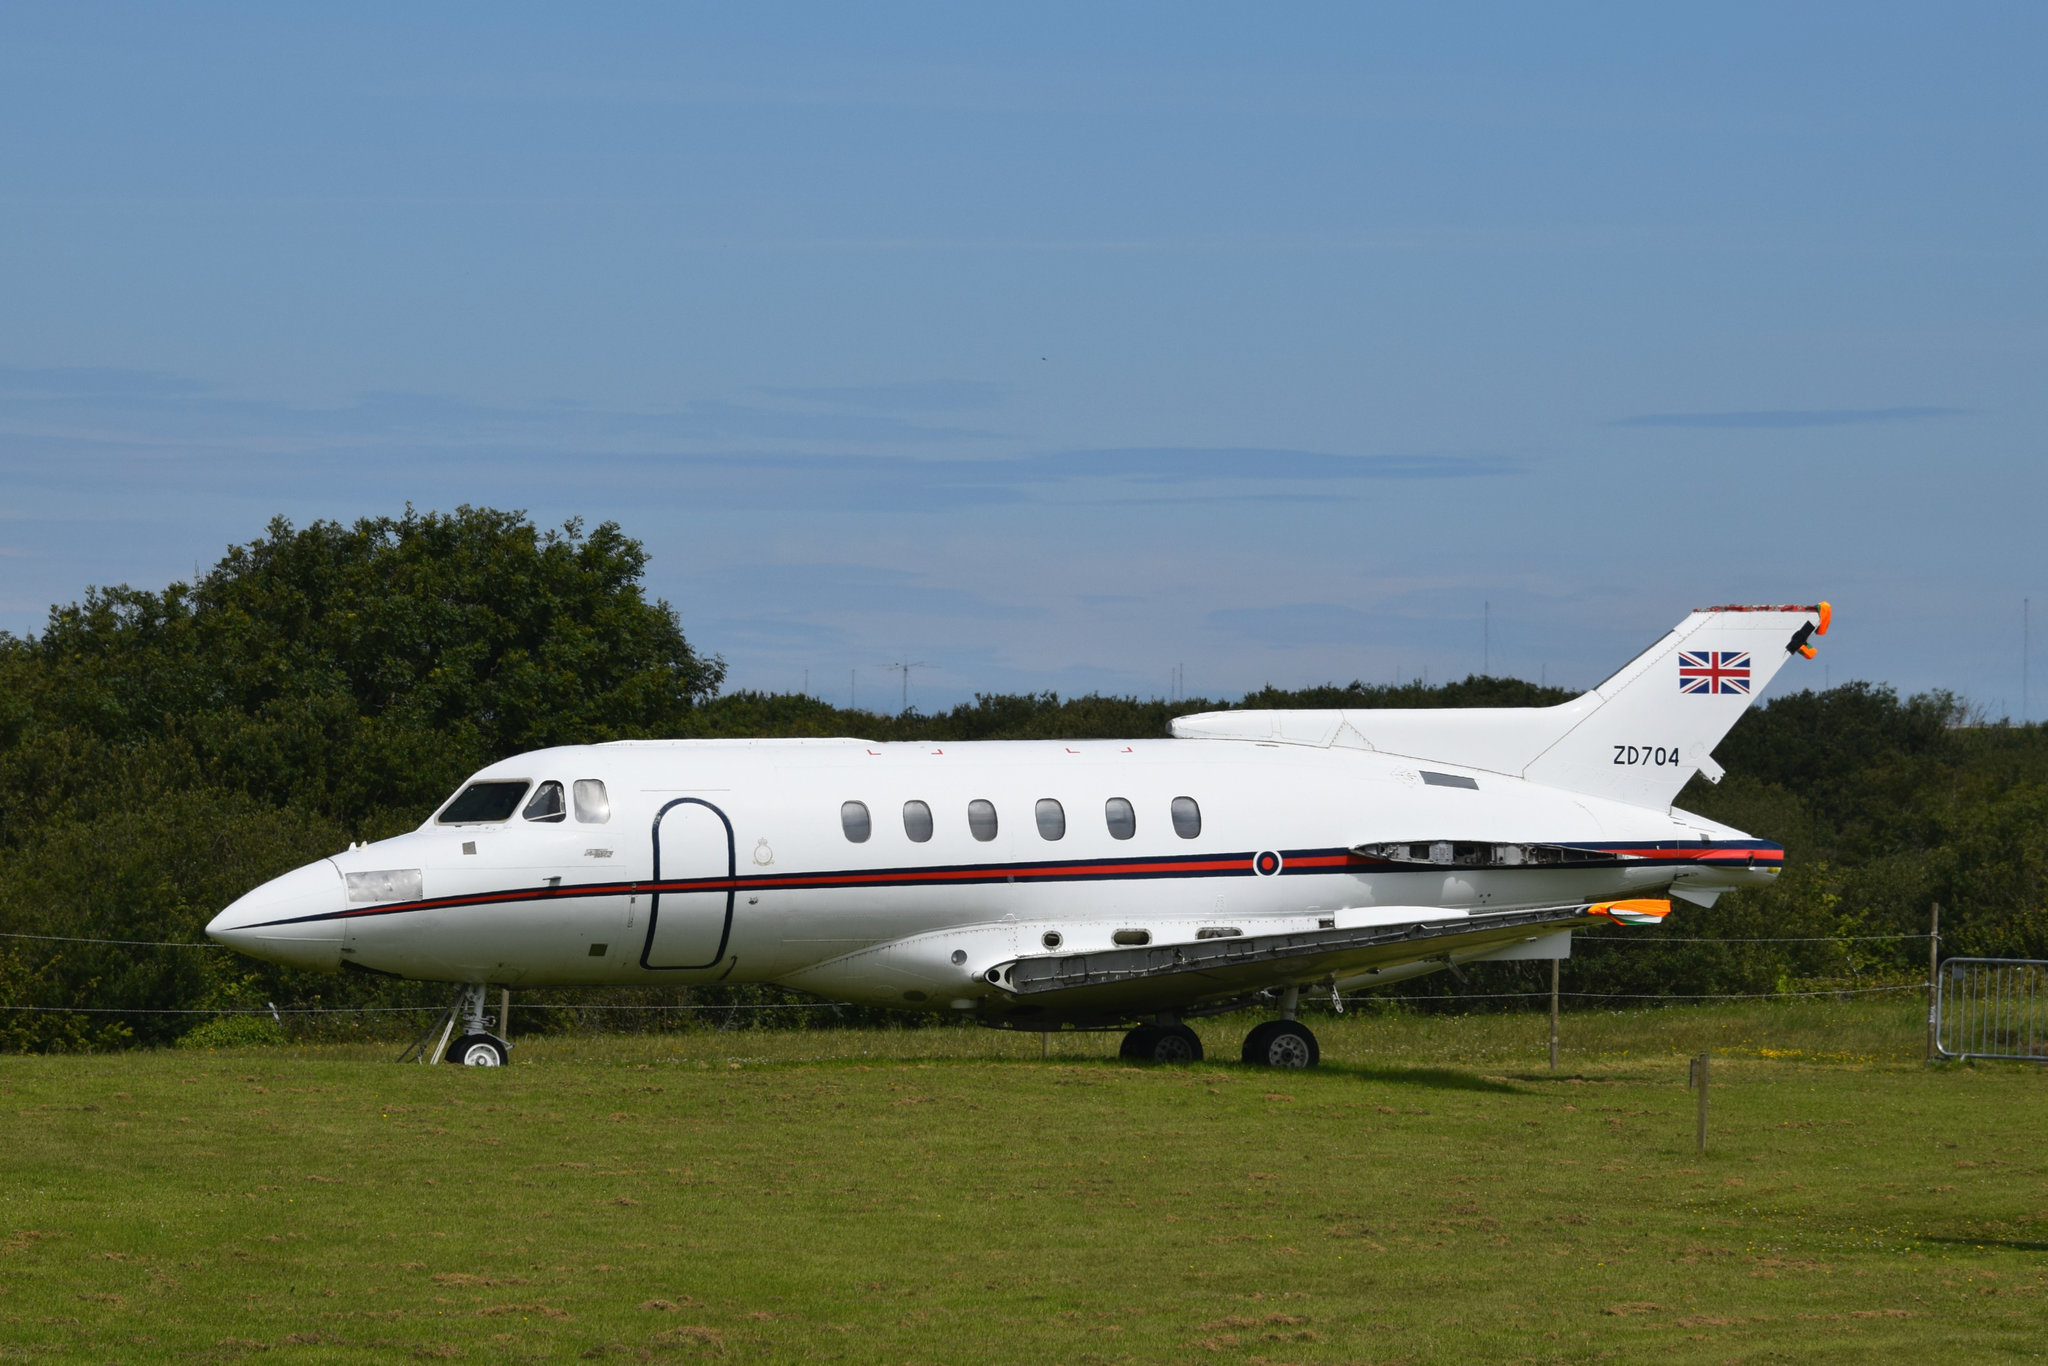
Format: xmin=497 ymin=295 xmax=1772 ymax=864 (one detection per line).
xmin=208 ymin=603 xmax=1828 ymax=1067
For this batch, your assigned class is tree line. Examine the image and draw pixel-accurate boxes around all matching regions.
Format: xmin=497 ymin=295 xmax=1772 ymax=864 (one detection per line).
xmin=1 ymin=508 xmax=2040 ymax=1048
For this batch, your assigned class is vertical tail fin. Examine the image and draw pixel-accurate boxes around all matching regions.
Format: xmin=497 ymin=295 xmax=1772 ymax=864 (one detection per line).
xmin=1520 ymin=603 xmax=1829 ymax=806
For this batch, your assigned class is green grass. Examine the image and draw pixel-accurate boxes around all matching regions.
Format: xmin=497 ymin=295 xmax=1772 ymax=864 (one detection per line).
xmin=3 ymin=1000 xmax=2043 ymax=1363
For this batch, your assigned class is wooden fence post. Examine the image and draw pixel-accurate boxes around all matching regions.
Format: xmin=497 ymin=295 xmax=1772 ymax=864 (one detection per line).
xmin=1693 ymin=1053 xmax=1709 ymax=1154
xmin=1926 ymin=903 xmax=1941 ymax=1063
xmin=1549 ymin=958 xmax=1560 ymax=1072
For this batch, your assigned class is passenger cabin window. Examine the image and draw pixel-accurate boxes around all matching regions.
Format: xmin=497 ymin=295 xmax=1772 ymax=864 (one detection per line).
xmin=902 ymin=800 xmax=934 ymax=843
xmin=1104 ymin=797 xmax=1136 ymax=840
xmin=967 ymin=799 xmax=998 ymax=842
xmin=573 ymin=779 xmax=611 ymax=824
xmin=523 ymin=781 xmax=567 ymax=823
xmin=841 ymin=800 xmax=872 ymax=843
xmin=438 ymin=781 xmax=530 ymax=824
xmin=1035 ymin=798 xmax=1066 ymax=840
xmin=1171 ymin=796 xmax=1202 ymax=839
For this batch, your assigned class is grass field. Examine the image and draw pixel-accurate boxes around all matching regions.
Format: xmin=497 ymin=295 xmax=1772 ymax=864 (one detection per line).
xmin=3 ymin=999 xmax=2043 ymax=1363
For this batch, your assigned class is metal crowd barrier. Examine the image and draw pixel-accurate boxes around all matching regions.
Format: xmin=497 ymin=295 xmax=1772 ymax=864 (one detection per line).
xmin=1934 ymin=957 xmax=2048 ymax=1062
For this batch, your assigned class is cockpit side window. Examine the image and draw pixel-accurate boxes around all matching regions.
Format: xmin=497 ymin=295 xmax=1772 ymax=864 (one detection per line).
xmin=437 ymin=781 xmax=530 ymax=824
xmin=523 ymin=781 xmax=567 ymax=823
xmin=573 ymin=779 xmax=611 ymax=824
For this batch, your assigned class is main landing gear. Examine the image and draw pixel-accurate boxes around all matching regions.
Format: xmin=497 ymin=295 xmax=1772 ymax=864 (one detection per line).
xmin=1117 ymin=987 xmax=1322 ymax=1069
xmin=1241 ymin=1019 xmax=1319 ymax=1068
xmin=1115 ymin=1017 xmax=1321 ymax=1068
xmin=442 ymin=983 xmax=511 ymax=1067
xmin=1119 ymin=1022 xmax=1204 ymax=1063
xmin=1241 ymin=985 xmax=1319 ymax=1068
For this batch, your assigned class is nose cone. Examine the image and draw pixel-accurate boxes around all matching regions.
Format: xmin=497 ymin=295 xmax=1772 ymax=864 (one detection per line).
xmin=208 ymin=859 xmax=346 ymax=972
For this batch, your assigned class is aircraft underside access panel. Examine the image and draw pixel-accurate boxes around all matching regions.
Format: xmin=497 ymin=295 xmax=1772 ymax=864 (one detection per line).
xmin=643 ymin=798 xmax=736 ymax=971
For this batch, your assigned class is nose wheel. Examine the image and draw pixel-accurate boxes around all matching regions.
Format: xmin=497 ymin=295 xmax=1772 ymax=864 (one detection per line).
xmin=436 ymin=983 xmax=512 ymax=1066
xmin=446 ymin=1033 xmax=509 ymax=1066
xmin=1242 ymin=1019 xmax=1319 ymax=1068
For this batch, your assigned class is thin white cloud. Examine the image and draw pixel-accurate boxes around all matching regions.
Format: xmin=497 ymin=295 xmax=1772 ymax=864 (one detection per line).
xmin=1614 ymin=407 xmax=1963 ymax=429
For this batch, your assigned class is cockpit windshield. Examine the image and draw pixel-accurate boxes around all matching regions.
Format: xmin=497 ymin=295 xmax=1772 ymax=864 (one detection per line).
xmin=437 ymin=781 xmax=530 ymax=824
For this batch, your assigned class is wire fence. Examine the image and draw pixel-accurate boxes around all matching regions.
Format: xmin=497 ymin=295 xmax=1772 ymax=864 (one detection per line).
xmin=1 ymin=931 xmax=224 ymax=948
xmin=1341 ymin=982 xmax=1925 ymax=1005
xmin=0 ymin=984 xmax=1929 ymax=1017
xmin=4 ymin=930 xmax=1940 ymax=950
xmin=0 ymin=1000 xmax=849 ymax=1016
xmin=0 ymin=925 xmax=1939 ymax=1024
xmin=1574 ymin=933 xmax=1935 ymax=944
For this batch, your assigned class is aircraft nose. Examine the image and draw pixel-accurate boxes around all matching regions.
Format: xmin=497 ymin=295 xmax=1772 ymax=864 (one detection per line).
xmin=207 ymin=859 xmax=347 ymax=971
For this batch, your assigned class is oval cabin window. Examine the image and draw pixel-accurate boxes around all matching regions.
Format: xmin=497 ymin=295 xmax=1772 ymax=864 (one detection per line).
xmin=967 ymin=799 xmax=999 ymax=842
xmin=1170 ymin=796 xmax=1202 ymax=839
xmin=1035 ymin=798 xmax=1066 ymax=840
xmin=902 ymin=800 xmax=934 ymax=843
xmin=1104 ymin=797 xmax=1136 ymax=840
xmin=841 ymin=800 xmax=872 ymax=843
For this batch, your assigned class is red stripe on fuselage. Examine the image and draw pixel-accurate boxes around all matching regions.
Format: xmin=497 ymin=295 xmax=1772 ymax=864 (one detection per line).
xmin=256 ymin=839 xmax=1782 ymax=930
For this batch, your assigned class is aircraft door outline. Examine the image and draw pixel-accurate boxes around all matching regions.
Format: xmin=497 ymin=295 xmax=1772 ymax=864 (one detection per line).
xmin=642 ymin=797 xmax=736 ymax=970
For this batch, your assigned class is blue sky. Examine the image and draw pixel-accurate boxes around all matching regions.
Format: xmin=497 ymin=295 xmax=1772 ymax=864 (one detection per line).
xmin=2 ymin=4 xmax=2043 ymax=715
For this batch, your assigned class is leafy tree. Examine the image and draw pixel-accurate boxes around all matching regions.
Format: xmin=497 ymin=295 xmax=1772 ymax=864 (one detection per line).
xmin=12 ymin=506 xmax=723 ymax=830
xmin=0 ymin=508 xmax=723 ymax=1044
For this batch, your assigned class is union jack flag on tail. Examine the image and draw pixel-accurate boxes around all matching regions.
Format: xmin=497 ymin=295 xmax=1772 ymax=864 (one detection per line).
xmin=1678 ymin=651 xmax=1750 ymax=695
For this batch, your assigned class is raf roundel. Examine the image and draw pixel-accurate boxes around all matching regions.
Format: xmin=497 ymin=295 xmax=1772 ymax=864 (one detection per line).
xmin=1253 ymin=850 xmax=1283 ymax=877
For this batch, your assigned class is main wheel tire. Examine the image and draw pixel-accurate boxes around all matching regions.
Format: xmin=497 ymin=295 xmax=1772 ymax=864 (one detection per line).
xmin=1118 ymin=1025 xmax=1162 ymax=1060
xmin=1152 ymin=1024 xmax=1203 ymax=1063
xmin=1121 ymin=1023 xmax=1202 ymax=1063
xmin=1241 ymin=1020 xmax=1319 ymax=1068
xmin=445 ymin=1033 xmax=509 ymax=1067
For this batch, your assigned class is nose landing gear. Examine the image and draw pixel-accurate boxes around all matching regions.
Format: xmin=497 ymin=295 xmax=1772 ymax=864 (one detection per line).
xmin=439 ymin=983 xmax=511 ymax=1066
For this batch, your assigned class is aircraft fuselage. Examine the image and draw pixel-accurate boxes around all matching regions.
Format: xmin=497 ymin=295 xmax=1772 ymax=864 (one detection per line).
xmin=208 ymin=735 xmax=1779 ymax=1024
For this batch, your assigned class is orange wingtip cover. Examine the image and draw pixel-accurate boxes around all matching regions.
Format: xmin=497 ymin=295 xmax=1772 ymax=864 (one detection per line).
xmin=1816 ymin=601 xmax=1832 ymax=635
xmin=1589 ymin=898 xmax=1673 ymax=921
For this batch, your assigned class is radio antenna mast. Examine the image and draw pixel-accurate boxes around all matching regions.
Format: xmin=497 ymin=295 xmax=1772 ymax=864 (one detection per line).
xmin=887 ymin=660 xmax=928 ymax=714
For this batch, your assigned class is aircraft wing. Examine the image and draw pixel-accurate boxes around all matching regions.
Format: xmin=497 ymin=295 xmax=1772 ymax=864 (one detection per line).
xmin=985 ymin=902 xmax=1606 ymax=1021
